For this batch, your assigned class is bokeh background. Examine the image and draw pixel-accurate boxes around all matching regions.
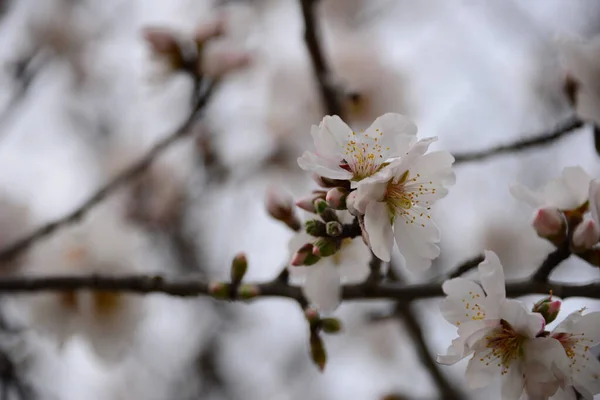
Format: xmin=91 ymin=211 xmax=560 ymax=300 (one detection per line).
xmin=0 ymin=0 xmax=599 ymax=399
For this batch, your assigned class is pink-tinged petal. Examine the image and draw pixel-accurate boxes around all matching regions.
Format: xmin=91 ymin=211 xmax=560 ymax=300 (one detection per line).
xmin=364 ymin=113 xmax=418 ymax=158
xmin=500 ymin=361 xmax=525 ymax=400
xmin=510 ymin=184 xmax=545 ymax=208
xmin=297 ymin=152 xmax=353 ymax=180
xmin=500 ymin=299 xmax=545 ymax=338
xmin=364 ymin=202 xmax=394 ymax=262
xmin=302 ymin=263 xmax=341 ymax=314
xmin=312 ymin=116 xmax=351 ymax=158
xmin=589 ymin=180 xmax=600 ymax=225
xmin=563 ymin=166 xmax=592 ymax=206
xmin=408 ymin=150 xmax=456 ymax=186
xmin=478 ymin=250 xmax=506 ymax=300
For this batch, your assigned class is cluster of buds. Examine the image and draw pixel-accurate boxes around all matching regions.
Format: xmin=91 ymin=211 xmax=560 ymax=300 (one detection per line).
xmin=209 ymin=253 xmax=259 ymax=300
xmin=142 ymin=17 xmax=250 ymax=80
xmin=304 ymin=307 xmax=343 ymax=371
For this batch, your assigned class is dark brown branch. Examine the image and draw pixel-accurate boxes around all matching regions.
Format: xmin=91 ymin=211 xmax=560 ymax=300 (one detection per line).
xmin=532 ymin=241 xmax=571 ymax=282
xmin=0 ymin=81 xmax=216 ymax=264
xmin=298 ymin=0 xmax=343 ymax=116
xmin=453 ymin=116 xmax=584 ymax=164
xmin=446 ymin=254 xmax=484 ymax=279
xmin=0 ymin=274 xmax=596 ymax=302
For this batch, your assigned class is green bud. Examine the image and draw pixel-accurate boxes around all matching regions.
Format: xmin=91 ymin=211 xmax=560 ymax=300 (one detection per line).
xmin=309 ymin=332 xmax=327 ymax=371
xmin=238 ymin=284 xmax=260 ymax=300
xmin=312 ymin=238 xmax=340 ymax=257
xmin=320 ymin=318 xmax=343 ymax=334
xmin=532 ymin=295 xmax=561 ymax=324
xmin=208 ymin=282 xmax=230 ymax=299
xmin=230 ymin=253 xmax=248 ymax=284
xmin=314 ymin=198 xmax=328 ymax=214
xmin=305 ymin=219 xmax=327 ymax=236
xmin=304 ymin=307 xmax=320 ymax=325
xmin=325 ymin=221 xmax=343 ymax=237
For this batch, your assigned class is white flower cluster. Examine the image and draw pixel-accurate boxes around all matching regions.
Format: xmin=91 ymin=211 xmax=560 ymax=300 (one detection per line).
xmin=290 ymin=113 xmax=600 ymax=399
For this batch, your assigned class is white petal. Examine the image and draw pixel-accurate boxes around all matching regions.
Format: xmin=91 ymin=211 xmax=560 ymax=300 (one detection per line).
xmin=338 ymin=238 xmax=372 ymax=282
xmin=589 ymin=180 xmax=600 ymax=225
xmin=571 ymin=312 xmax=600 ymax=345
xmin=353 ymin=181 xmax=387 ymax=212
xmin=437 ymin=336 xmax=469 ymax=365
xmin=553 ymin=311 xmax=585 ymax=334
xmin=501 ymin=361 xmax=525 ymax=400
xmin=297 ymin=152 xmax=353 ymax=180
xmin=465 ymin=346 xmax=503 ymax=389
xmin=440 ymin=279 xmax=487 ymax=326
xmin=478 ymin=250 xmax=506 ymax=300
xmin=388 ymin=137 xmax=438 ymax=179
xmin=311 ymin=118 xmax=347 ymax=158
xmin=364 ymin=202 xmax=394 ymax=262
xmin=393 ymin=213 xmax=440 ymax=272
xmin=572 ymin=356 xmax=600 ymax=399
xmin=500 ymin=299 xmax=545 ymax=338
xmin=302 ymin=263 xmax=341 ymax=313
xmin=408 ymin=150 xmax=456 ymax=186
xmin=563 ymin=166 xmax=592 ymax=207
xmin=510 ymin=184 xmax=545 ymax=208
xmin=364 ymin=113 xmax=418 ymax=157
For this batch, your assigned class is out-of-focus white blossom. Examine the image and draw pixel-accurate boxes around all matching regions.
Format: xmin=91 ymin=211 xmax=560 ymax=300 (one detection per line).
xmin=21 ymin=206 xmax=149 ymax=362
xmin=351 ymin=138 xmax=455 ymax=267
xmin=297 ymin=113 xmax=418 ymax=187
xmin=510 ymin=166 xmax=591 ymax=211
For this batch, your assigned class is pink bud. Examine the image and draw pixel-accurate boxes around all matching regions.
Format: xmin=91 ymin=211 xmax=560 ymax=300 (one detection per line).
xmin=572 ymin=219 xmax=600 ymax=249
xmin=532 ymin=207 xmax=564 ymax=238
xmin=547 ymin=300 xmax=561 ymax=316
xmin=296 ymin=192 xmax=326 ymax=213
xmin=326 ymin=187 xmax=349 ymax=210
xmin=266 ymin=186 xmax=300 ymax=231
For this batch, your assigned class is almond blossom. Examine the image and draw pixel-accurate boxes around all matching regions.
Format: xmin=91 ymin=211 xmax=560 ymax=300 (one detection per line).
xmin=297 ymin=113 xmax=420 ymax=187
xmin=549 ymin=310 xmax=600 ymax=399
xmin=287 ymin=227 xmax=371 ymax=313
xmin=349 ymin=141 xmax=455 ymax=266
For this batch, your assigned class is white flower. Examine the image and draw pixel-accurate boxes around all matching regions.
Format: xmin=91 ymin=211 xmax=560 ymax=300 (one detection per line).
xmin=21 ymin=207 xmax=148 ymax=362
xmin=350 ymin=143 xmax=455 ymax=266
xmin=287 ymin=228 xmax=371 ymax=313
xmin=297 ymin=113 xmax=419 ymax=187
xmin=549 ymin=310 xmax=600 ymax=399
xmin=510 ymin=166 xmax=591 ymax=211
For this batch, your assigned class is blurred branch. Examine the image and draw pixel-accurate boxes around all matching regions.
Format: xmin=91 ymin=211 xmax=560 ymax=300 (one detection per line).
xmin=453 ymin=116 xmax=584 ymax=164
xmin=0 ymin=80 xmax=216 ymax=264
xmin=0 ymin=273 xmax=596 ymax=301
xmin=444 ymin=254 xmax=484 ymax=280
xmin=532 ymin=241 xmax=571 ymax=282
xmin=298 ymin=0 xmax=343 ymax=116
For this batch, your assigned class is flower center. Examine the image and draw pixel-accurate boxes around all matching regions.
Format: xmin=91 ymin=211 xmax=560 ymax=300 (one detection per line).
xmin=553 ymin=332 xmax=594 ymax=370
xmin=343 ymin=130 xmax=390 ymax=181
xmin=384 ymin=171 xmax=413 ymax=222
xmin=480 ymin=320 xmax=526 ymax=375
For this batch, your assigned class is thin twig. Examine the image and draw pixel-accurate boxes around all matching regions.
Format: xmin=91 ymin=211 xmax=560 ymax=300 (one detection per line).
xmin=298 ymin=0 xmax=343 ymax=116
xmin=453 ymin=116 xmax=584 ymax=164
xmin=532 ymin=241 xmax=571 ymax=282
xmin=0 ymin=274 xmax=596 ymax=302
xmin=445 ymin=254 xmax=484 ymax=279
xmin=0 ymin=81 xmax=216 ymax=264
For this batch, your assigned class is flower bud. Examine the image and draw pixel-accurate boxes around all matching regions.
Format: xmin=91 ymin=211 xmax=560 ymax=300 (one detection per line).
xmin=312 ymin=238 xmax=340 ymax=257
xmin=320 ymin=318 xmax=343 ymax=334
xmin=304 ymin=307 xmax=320 ymax=325
xmin=305 ymin=219 xmax=327 ymax=236
xmin=532 ymin=296 xmax=561 ymax=324
xmin=572 ymin=219 xmax=600 ymax=250
xmin=314 ymin=198 xmax=328 ymax=215
xmin=532 ymin=207 xmax=565 ymax=238
xmin=326 ymin=187 xmax=349 ymax=210
xmin=325 ymin=221 xmax=343 ymax=237
xmin=309 ymin=332 xmax=327 ymax=371
xmin=266 ymin=187 xmax=301 ymax=231
xmin=230 ymin=253 xmax=248 ymax=284
xmin=291 ymin=243 xmax=321 ymax=266
xmin=296 ymin=192 xmax=326 ymax=213
xmin=209 ymin=282 xmax=230 ymax=299
xmin=238 ymin=284 xmax=260 ymax=300
xmin=314 ymin=199 xmax=338 ymax=223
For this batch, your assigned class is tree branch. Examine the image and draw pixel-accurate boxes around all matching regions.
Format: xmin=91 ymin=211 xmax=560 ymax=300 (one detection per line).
xmin=532 ymin=241 xmax=571 ymax=282
xmin=453 ymin=116 xmax=584 ymax=164
xmin=298 ymin=0 xmax=343 ymax=116
xmin=0 ymin=274 xmax=596 ymax=302
xmin=445 ymin=254 xmax=484 ymax=280
xmin=0 ymin=80 xmax=216 ymax=264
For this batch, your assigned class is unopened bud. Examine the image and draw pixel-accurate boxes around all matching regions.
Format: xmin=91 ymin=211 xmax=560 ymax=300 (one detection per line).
xmin=142 ymin=27 xmax=185 ymax=70
xmin=312 ymin=238 xmax=340 ymax=257
xmin=230 ymin=253 xmax=248 ymax=284
xmin=208 ymin=282 xmax=230 ymax=299
xmin=325 ymin=221 xmax=343 ymax=237
xmin=306 ymin=219 xmax=327 ymax=236
xmin=314 ymin=199 xmax=338 ymax=223
xmin=320 ymin=317 xmax=343 ymax=334
xmin=346 ymin=191 xmax=360 ymax=216
xmin=314 ymin=198 xmax=328 ymax=214
xmin=532 ymin=207 xmax=565 ymax=238
xmin=291 ymin=243 xmax=322 ymax=266
xmin=309 ymin=332 xmax=327 ymax=371
xmin=238 ymin=284 xmax=260 ymax=300
xmin=296 ymin=192 xmax=326 ymax=213
xmin=532 ymin=295 xmax=561 ymax=324
xmin=304 ymin=307 xmax=320 ymax=325
xmin=572 ymin=219 xmax=600 ymax=250
xmin=266 ymin=187 xmax=301 ymax=231
xmin=326 ymin=187 xmax=349 ymax=210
